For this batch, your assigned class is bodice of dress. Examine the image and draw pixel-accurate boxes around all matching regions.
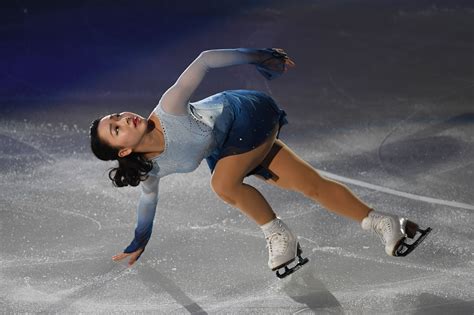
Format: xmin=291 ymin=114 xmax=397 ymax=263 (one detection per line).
xmin=148 ymin=102 xmax=218 ymax=178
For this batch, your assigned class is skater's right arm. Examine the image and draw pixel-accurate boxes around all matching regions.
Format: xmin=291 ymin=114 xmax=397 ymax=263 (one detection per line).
xmin=113 ymin=175 xmax=160 ymax=266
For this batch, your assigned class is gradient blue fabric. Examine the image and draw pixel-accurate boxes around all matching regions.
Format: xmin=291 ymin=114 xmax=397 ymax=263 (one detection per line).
xmin=205 ymin=90 xmax=288 ymax=176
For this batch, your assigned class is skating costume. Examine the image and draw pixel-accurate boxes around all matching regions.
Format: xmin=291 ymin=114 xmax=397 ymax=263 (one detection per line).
xmin=123 ymin=48 xmax=290 ymax=256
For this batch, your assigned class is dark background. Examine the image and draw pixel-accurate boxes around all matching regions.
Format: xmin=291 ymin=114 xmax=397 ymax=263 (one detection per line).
xmin=2 ymin=0 xmax=473 ymax=125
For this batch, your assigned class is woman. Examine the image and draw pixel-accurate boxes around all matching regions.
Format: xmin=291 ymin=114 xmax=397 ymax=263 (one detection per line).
xmin=89 ymin=48 xmax=431 ymax=278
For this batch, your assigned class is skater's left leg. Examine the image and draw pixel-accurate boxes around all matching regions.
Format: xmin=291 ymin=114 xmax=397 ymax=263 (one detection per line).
xmin=255 ymin=139 xmax=371 ymax=222
xmin=210 ymin=124 xmax=279 ymax=225
xmin=211 ymin=125 xmax=306 ymax=272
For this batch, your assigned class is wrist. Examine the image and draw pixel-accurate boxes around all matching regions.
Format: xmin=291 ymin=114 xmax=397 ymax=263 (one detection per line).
xmin=236 ymin=48 xmax=266 ymax=65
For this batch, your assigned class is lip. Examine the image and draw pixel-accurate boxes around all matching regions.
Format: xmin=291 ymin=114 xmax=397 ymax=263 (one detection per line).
xmin=133 ymin=116 xmax=139 ymax=127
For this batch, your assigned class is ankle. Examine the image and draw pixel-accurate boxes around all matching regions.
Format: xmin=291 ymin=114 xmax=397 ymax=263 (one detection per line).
xmin=260 ymin=217 xmax=283 ymax=237
xmin=361 ymin=209 xmax=380 ymax=230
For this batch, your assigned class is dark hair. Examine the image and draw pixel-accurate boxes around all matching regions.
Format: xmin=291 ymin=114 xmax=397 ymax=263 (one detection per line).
xmin=89 ymin=118 xmax=153 ymax=187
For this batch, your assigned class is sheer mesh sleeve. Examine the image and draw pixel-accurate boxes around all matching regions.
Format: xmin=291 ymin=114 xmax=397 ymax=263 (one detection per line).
xmin=123 ymin=174 xmax=160 ymax=258
xmin=158 ymin=48 xmax=266 ymax=115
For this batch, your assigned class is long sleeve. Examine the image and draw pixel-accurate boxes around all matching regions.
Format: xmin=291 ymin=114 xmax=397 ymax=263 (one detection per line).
xmin=123 ymin=175 xmax=160 ymax=256
xmin=158 ymin=48 xmax=266 ymax=115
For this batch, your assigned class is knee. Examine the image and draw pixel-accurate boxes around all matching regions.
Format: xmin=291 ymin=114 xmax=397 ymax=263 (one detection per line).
xmin=210 ymin=176 xmax=238 ymax=205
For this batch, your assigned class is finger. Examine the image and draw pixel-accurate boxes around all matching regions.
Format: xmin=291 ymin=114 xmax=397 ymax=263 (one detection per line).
xmin=274 ymin=48 xmax=284 ymax=53
xmin=286 ymin=58 xmax=296 ymax=67
xmin=112 ymin=253 xmax=129 ymax=261
xmin=112 ymin=253 xmax=127 ymax=260
xmin=283 ymin=61 xmax=295 ymax=72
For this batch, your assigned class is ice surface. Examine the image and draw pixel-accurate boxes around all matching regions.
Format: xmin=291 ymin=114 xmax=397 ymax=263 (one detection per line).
xmin=1 ymin=1 xmax=473 ymax=313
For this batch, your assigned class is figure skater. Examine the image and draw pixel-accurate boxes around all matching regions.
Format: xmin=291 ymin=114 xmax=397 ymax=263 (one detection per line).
xmin=89 ymin=48 xmax=431 ymax=278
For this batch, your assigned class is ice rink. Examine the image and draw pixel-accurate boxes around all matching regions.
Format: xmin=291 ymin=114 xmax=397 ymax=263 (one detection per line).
xmin=1 ymin=1 xmax=473 ymax=313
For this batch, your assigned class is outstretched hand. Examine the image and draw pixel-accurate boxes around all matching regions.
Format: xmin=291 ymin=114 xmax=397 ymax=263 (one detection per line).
xmin=112 ymin=248 xmax=144 ymax=267
xmin=261 ymin=48 xmax=296 ymax=73
xmin=256 ymin=48 xmax=296 ymax=80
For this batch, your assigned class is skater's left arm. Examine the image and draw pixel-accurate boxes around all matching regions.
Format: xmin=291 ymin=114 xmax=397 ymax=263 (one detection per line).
xmin=159 ymin=48 xmax=295 ymax=115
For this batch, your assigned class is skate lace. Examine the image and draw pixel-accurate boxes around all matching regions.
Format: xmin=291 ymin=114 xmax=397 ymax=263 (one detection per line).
xmin=265 ymin=232 xmax=289 ymax=256
xmin=372 ymin=217 xmax=392 ymax=245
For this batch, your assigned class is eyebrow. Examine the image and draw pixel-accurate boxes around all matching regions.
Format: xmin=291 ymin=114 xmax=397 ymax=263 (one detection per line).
xmin=108 ymin=113 xmax=118 ymax=137
xmin=108 ymin=114 xmax=115 ymax=137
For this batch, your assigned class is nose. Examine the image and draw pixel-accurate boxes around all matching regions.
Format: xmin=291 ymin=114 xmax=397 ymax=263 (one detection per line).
xmin=119 ymin=116 xmax=131 ymax=126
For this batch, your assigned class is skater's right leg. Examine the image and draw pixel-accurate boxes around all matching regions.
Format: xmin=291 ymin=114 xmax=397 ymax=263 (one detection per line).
xmin=254 ymin=139 xmax=372 ymax=222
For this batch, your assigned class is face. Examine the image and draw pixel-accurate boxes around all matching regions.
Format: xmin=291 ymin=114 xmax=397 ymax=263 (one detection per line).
xmin=97 ymin=112 xmax=148 ymax=157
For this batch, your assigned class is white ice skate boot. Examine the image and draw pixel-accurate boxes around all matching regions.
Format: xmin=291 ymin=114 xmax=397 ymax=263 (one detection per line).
xmin=261 ymin=218 xmax=308 ymax=278
xmin=361 ymin=210 xmax=432 ymax=257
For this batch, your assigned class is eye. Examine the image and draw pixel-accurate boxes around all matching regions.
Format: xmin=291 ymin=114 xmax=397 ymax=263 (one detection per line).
xmin=115 ymin=126 xmax=119 ymax=135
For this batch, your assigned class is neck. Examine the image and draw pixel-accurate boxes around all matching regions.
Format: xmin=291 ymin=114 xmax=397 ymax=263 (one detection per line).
xmin=137 ymin=130 xmax=164 ymax=154
xmin=134 ymin=118 xmax=165 ymax=158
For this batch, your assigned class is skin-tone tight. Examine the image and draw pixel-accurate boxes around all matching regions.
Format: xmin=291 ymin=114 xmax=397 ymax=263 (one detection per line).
xmin=210 ymin=124 xmax=372 ymax=226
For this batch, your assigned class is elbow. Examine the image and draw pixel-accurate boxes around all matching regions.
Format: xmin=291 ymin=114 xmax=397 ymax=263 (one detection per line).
xmin=141 ymin=192 xmax=158 ymax=204
xmin=198 ymin=50 xmax=211 ymax=67
xmin=198 ymin=50 xmax=208 ymax=60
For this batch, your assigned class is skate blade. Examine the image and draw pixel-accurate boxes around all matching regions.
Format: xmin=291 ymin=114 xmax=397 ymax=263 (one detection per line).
xmin=275 ymin=244 xmax=309 ymax=279
xmin=394 ymin=225 xmax=432 ymax=257
xmin=275 ymin=256 xmax=309 ymax=278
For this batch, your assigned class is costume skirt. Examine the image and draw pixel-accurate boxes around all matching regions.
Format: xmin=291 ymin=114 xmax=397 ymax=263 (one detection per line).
xmin=205 ymin=89 xmax=288 ymax=179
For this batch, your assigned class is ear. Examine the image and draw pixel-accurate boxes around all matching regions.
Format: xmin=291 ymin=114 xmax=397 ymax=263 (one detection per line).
xmin=118 ymin=147 xmax=132 ymax=158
